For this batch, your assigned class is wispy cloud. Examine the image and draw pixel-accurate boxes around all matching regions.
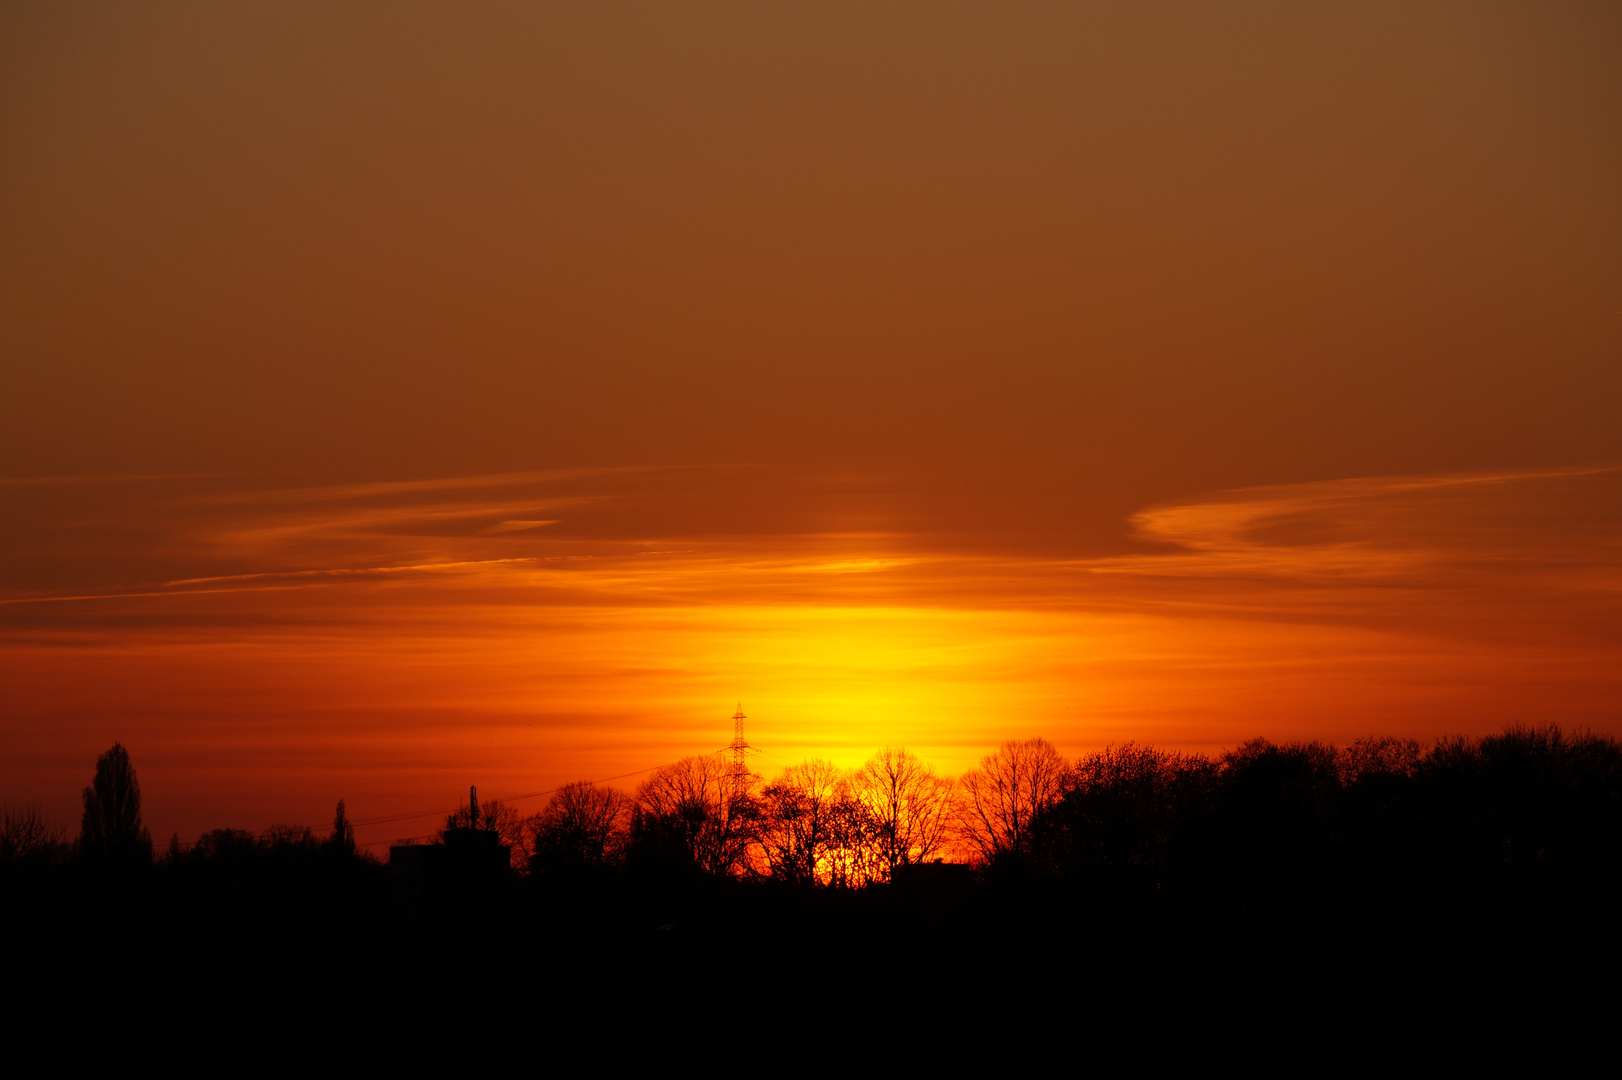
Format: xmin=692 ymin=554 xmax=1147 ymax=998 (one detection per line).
xmin=164 ymin=557 xmax=544 ymax=588
xmin=3 ymin=464 xmax=1618 ymax=850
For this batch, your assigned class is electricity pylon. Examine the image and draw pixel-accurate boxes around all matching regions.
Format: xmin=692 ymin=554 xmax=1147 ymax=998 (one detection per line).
xmin=725 ymin=703 xmax=757 ymax=789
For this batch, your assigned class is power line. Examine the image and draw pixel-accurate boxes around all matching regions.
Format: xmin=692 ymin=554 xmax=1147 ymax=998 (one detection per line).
xmin=159 ymin=761 xmax=674 ymax=851
xmin=350 ymin=764 xmax=667 ymax=829
xmin=158 ymin=711 xmax=770 ymax=851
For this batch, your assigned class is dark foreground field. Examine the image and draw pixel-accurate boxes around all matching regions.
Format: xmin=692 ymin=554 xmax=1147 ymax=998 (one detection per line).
xmin=8 ymin=864 xmax=1618 ymax=1073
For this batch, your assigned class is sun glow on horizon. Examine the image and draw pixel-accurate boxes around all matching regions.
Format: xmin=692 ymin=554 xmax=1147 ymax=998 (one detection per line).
xmin=2 ymin=465 xmax=1619 ymax=850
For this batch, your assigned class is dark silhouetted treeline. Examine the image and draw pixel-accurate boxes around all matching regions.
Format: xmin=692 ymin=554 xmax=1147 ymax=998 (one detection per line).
xmin=8 ymin=725 xmax=1622 ymax=935
xmin=7 ymin=726 xmax=1622 ymax=1070
xmin=1027 ymin=726 xmax=1622 ymax=931
xmin=503 ymin=725 xmax=1622 ymax=937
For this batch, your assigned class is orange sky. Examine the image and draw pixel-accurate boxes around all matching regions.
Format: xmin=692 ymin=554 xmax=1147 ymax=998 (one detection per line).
xmin=2 ymin=4 xmax=1619 ymax=850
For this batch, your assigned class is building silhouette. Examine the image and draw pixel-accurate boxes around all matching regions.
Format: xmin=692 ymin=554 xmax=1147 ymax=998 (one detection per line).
xmin=390 ymin=785 xmax=510 ymax=888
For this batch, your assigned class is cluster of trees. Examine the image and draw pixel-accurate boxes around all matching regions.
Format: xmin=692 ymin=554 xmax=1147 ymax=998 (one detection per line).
xmin=1039 ymin=727 xmax=1622 ymax=872
xmin=165 ymin=801 xmax=360 ymax=870
xmin=11 ymin=725 xmax=1622 ymax=927
xmin=500 ymin=736 xmax=1116 ymax=885
xmin=507 ymin=724 xmax=1622 ymax=924
xmin=510 ymin=746 xmax=958 ymax=886
xmin=2 ymin=743 xmax=159 ymax=872
xmin=1028 ymin=726 xmax=1622 ymax=928
xmin=0 ymin=743 xmax=370 ymax=878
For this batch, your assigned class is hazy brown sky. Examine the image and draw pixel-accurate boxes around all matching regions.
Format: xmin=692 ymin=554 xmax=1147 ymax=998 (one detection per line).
xmin=3 ymin=3 xmax=1619 ymax=847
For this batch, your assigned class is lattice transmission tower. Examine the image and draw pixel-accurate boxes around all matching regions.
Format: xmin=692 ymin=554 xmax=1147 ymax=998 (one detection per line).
xmin=725 ymin=702 xmax=757 ymax=785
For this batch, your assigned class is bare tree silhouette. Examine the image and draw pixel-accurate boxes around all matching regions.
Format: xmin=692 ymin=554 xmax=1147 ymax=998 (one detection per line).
xmin=261 ymin=824 xmax=318 ymax=856
xmin=957 ymin=737 xmax=1067 ymax=866
xmin=0 ymin=805 xmax=68 ymax=866
xmin=1338 ymin=735 xmax=1423 ymax=786
xmin=850 ymin=747 xmax=956 ymax=882
xmin=757 ymin=759 xmax=852 ymax=885
xmin=635 ymin=755 xmax=758 ymax=877
xmin=531 ymin=780 xmax=633 ymax=875
xmin=78 ymin=743 xmax=153 ymax=867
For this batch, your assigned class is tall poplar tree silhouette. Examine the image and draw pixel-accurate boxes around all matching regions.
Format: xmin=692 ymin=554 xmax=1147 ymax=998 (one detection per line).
xmin=329 ymin=799 xmax=355 ymax=853
xmin=79 ymin=743 xmax=152 ymax=867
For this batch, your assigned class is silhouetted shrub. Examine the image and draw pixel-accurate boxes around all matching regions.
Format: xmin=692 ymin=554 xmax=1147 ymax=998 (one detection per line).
xmin=0 ymin=805 xmax=69 ymax=869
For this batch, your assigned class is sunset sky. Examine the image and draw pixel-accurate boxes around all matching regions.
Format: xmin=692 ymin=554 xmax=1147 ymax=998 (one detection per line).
xmin=3 ymin=3 xmax=1619 ymax=850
